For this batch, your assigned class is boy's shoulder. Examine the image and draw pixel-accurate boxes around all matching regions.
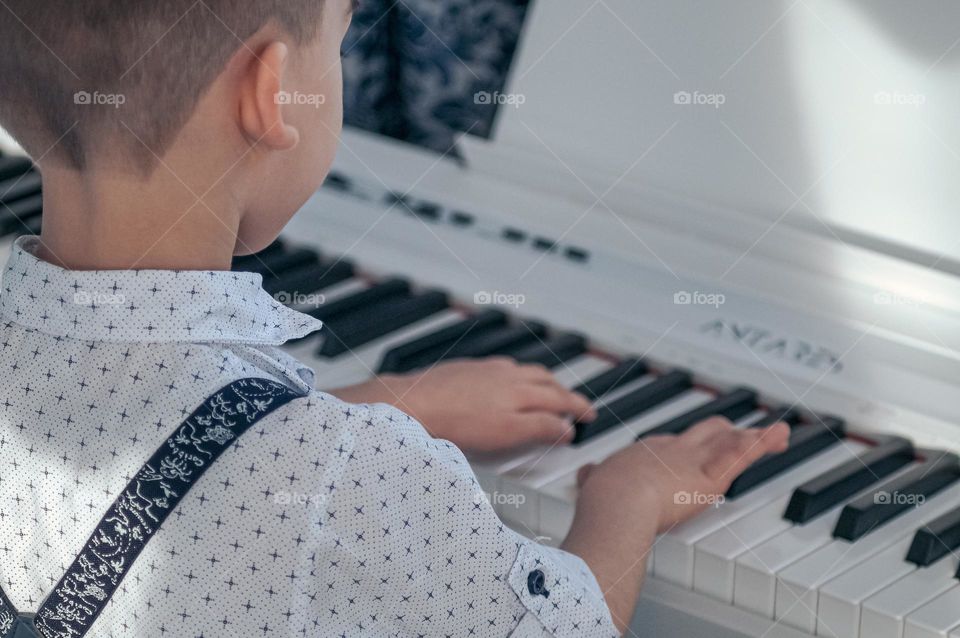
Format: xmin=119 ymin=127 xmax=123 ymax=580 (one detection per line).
xmin=281 ymin=389 xmax=479 ymax=487
xmin=285 ymin=390 xmax=451 ymax=456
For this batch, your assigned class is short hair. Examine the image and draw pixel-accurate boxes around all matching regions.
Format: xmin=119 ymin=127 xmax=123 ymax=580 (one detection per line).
xmin=0 ymin=1 xmax=326 ymax=172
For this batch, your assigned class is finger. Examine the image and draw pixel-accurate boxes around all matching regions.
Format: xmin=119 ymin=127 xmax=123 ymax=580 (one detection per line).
xmin=516 ymin=385 xmax=597 ymax=421
xmin=756 ymin=422 xmax=791 ymax=452
xmin=483 ymin=355 xmax=519 ymax=370
xmin=510 ymin=412 xmax=576 ymax=446
xmin=681 ymin=416 xmax=735 ymax=445
xmin=536 ymin=375 xmax=600 ymax=419
xmin=703 ymin=424 xmax=790 ymax=484
xmin=516 ymin=363 xmax=556 ymax=383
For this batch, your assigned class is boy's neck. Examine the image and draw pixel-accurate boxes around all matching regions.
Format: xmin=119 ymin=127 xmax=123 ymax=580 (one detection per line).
xmin=36 ymin=165 xmax=241 ymax=272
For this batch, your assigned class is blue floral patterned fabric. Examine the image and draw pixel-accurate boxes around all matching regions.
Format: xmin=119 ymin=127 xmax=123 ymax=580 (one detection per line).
xmin=342 ymin=0 xmax=530 ymax=154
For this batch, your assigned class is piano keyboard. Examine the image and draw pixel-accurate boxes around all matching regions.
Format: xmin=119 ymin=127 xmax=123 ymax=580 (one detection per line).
xmin=247 ymin=238 xmax=960 ymax=638
xmin=227 ymin=236 xmax=960 ymax=638
xmin=6 ymin=154 xmax=960 ymax=638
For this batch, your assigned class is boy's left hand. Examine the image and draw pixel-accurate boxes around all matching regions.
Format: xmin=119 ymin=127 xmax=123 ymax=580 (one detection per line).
xmin=329 ymin=358 xmax=597 ymax=455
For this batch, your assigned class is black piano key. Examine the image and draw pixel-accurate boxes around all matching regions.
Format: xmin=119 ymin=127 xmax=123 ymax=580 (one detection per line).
xmin=637 ymin=387 xmax=758 ymax=440
xmin=449 ymin=211 xmax=474 ymax=227
xmin=748 ymin=406 xmax=803 ymax=429
xmin=231 ymin=239 xmax=286 ymax=271
xmin=784 ymin=436 xmax=914 ymax=524
xmin=376 ymin=310 xmax=509 ymax=373
xmin=0 ymin=156 xmax=33 ymax=182
xmin=575 ymin=370 xmax=692 ymax=444
xmin=384 ymin=191 xmax=408 ymax=207
xmin=245 ymin=247 xmax=320 ymax=277
xmin=833 ymin=453 xmax=960 ymax=541
xmin=0 ymin=192 xmax=42 ymax=235
xmin=726 ymin=416 xmax=846 ymax=499
xmin=907 ymin=505 xmax=960 ymax=567
xmin=570 ymin=358 xmax=648 ymax=402
xmin=507 ymin=333 xmax=587 ymax=368
xmin=0 ymin=171 xmax=42 ymax=204
xmin=318 ymin=290 xmax=449 ymax=358
xmin=262 ymin=260 xmax=355 ymax=298
xmin=441 ymin=321 xmax=548 ymax=360
xmin=14 ymin=213 xmax=42 ymax=236
xmin=308 ymin=278 xmax=409 ymax=323
xmin=410 ymin=202 xmax=441 ymax=221
xmin=324 ymin=172 xmax=352 ymax=192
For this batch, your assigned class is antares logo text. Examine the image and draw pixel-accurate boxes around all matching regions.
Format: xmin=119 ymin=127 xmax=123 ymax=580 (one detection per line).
xmin=700 ymin=319 xmax=844 ymax=374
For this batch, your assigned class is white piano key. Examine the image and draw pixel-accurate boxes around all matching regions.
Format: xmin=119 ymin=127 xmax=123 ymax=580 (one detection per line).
xmin=694 ymin=495 xmax=794 ymax=600
xmin=733 ymin=460 xmax=922 ymax=619
xmin=655 ymin=440 xmax=866 ymax=589
xmin=309 ymin=309 xmax=465 ymax=389
xmin=550 ymin=355 xmax=615 ymax=390
xmin=734 ymin=505 xmax=845 ymax=617
xmin=0 ymin=236 xmax=16 ymax=264
xmin=861 ymin=555 xmax=960 ymax=638
xmin=504 ymin=389 xmax=712 ymax=536
xmin=816 ymin=537 xmax=919 ymax=638
xmin=775 ymin=481 xmax=960 ymax=634
xmin=905 ymin=586 xmax=960 ymax=638
xmin=692 ymin=441 xmax=866 ymax=602
xmin=733 ymin=409 xmax=769 ymax=428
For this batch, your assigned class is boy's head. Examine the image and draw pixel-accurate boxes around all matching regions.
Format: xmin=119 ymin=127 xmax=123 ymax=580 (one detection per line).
xmin=0 ymin=0 xmax=355 ymax=255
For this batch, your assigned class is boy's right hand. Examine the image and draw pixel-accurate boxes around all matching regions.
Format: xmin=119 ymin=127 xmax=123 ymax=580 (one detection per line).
xmin=577 ymin=417 xmax=790 ymax=532
xmin=561 ymin=417 xmax=790 ymax=633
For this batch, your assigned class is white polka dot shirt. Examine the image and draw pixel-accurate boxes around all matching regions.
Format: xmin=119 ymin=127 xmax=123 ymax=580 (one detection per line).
xmin=0 ymin=236 xmax=618 ymax=637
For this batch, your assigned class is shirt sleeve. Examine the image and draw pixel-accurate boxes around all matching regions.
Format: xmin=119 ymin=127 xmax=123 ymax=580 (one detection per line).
xmin=322 ymin=401 xmax=619 ymax=638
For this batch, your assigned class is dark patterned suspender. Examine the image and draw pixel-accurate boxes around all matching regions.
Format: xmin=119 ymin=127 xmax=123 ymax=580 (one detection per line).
xmin=0 ymin=378 xmax=302 ymax=638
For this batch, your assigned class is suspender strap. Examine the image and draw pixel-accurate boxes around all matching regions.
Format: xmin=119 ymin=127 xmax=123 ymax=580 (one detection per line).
xmin=20 ymin=378 xmax=303 ymax=638
xmin=0 ymin=592 xmax=17 ymax=636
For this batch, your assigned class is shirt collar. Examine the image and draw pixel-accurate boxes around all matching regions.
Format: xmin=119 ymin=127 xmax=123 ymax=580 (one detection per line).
xmin=0 ymin=236 xmax=323 ymax=344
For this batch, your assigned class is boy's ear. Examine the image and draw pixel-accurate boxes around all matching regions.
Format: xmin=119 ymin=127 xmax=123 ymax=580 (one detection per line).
xmin=237 ymin=41 xmax=300 ymax=151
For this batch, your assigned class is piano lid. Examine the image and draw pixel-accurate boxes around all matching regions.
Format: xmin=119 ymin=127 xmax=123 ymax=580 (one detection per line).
xmin=470 ymin=0 xmax=960 ymax=272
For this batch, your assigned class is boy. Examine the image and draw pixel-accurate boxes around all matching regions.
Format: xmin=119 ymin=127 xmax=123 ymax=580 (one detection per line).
xmin=0 ymin=1 xmax=789 ymax=636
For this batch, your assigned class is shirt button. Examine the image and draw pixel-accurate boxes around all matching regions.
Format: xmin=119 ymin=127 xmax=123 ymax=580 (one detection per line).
xmin=527 ymin=569 xmax=550 ymax=598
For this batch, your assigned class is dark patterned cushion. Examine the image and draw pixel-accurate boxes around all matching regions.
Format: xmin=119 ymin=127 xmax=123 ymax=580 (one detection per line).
xmin=342 ymin=0 xmax=530 ymax=154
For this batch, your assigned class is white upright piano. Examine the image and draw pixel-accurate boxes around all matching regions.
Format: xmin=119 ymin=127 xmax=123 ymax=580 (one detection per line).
xmin=4 ymin=2 xmax=960 ymax=637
